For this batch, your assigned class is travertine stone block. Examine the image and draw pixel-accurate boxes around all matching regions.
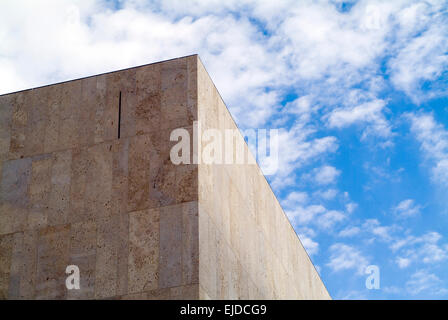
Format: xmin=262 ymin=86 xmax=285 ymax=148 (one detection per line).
xmin=159 ymin=203 xmax=183 ymax=288
xmin=44 ymin=85 xmax=61 ymax=154
xmin=28 ymin=155 xmax=52 ymax=230
xmin=0 ymin=55 xmax=330 ymax=300
xmin=36 ymin=225 xmax=69 ymax=299
xmin=47 ymin=150 xmax=72 ymax=226
xmin=0 ymin=234 xmax=13 ymax=299
xmin=0 ymin=158 xmax=31 ymax=235
xmin=68 ymin=219 xmax=96 ymax=299
xmin=136 ymin=63 xmax=161 ymax=135
xmin=128 ymin=208 xmax=159 ymax=293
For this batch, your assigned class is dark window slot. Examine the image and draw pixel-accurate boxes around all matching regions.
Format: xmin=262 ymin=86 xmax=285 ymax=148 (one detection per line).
xmin=118 ymin=91 xmax=122 ymax=139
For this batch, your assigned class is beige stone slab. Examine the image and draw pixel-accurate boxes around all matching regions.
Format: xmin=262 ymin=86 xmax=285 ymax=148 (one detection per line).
xmin=94 ymin=215 xmax=119 ymax=299
xmin=182 ymin=201 xmax=199 ymax=285
xmin=68 ymin=220 xmax=96 ymax=299
xmin=199 ymin=284 xmax=211 ymax=300
xmin=57 ymin=81 xmax=82 ymax=150
xmin=105 ymin=72 xmax=121 ymax=141
xmin=0 ymin=234 xmax=13 ymax=299
xmin=93 ymin=75 xmax=107 ymax=144
xmin=60 ymin=79 xmax=82 ymax=121
xmin=186 ymin=55 xmax=198 ymax=124
xmin=9 ymin=91 xmax=28 ymax=159
xmin=24 ymin=90 xmax=46 ymax=157
xmin=159 ymin=203 xmax=183 ymax=288
xmin=47 ymin=150 xmax=72 ymax=226
xmin=94 ymin=167 xmax=118 ymax=300
xmin=147 ymin=129 xmax=177 ymax=208
xmin=197 ymin=57 xmax=218 ymax=131
xmin=8 ymin=232 xmax=25 ymax=298
xmin=118 ymin=69 xmax=137 ymax=139
xmin=170 ymin=284 xmax=199 ymax=300
xmin=161 ymin=57 xmax=188 ymax=130
xmin=127 ymin=134 xmax=151 ymax=212
xmin=121 ymin=284 xmax=198 ymax=300
xmin=36 ymin=225 xmax=69 ymax=299
xmin=27 ymin=155 xmax=52 ymax=230
xmin=175 ymin=163 xmax=198 ymax=204
xmin=0 ymin=157 xmax=31 ymax=235
xmin=128 ymin=208 xmax=159 ymax=294
xmin=198 ymin=205 xmax=218 ymax=299
xmin=215 ymin=232 xmax=231 ymax=300
xmin=0 ymin=94 xmax=13 ymax=161
xmin=84 ymin=142 xmax=113 ymax=222
xmin=78 ymin=77 xmax=97 ymax=147
xmin=112 ymin=139 xmax=130 ymax=296
xmin=68 ymin=147 xmax=88 ymax=224
xmin=43 ymin=85 xmax=62 ymax=154
xmin=135 ymin=63 xmax=161 ymax=135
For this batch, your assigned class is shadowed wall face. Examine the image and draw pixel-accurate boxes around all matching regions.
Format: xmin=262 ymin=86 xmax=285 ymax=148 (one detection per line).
xmin=0 ymin=56 xmax=199 ymax=299
xmin=0 ymin=55 xmax=330 ymax=300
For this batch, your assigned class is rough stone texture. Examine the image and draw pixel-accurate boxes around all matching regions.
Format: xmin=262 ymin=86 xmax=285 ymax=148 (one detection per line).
xmin=0 ymin=55 xmax=330 ymax=300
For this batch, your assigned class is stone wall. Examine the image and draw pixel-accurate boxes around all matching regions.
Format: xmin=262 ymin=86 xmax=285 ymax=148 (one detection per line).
xmin=0 ymin=54 xmax=330 ymax=300
xmin=0 ymin=56 xmax=199 ymax=299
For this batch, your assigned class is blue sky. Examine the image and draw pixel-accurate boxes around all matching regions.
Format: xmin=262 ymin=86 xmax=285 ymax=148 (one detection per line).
xmin=1 ymin=0 xmax=448 ymax=299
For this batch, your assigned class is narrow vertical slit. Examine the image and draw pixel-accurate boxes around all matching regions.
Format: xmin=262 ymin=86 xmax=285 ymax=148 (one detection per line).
xmin=118 ymin=91 xmax=122 ymax=139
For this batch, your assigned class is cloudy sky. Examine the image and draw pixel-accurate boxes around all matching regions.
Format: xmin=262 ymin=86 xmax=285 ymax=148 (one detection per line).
xmin=1 ymin=0 xmax=448 ymax=299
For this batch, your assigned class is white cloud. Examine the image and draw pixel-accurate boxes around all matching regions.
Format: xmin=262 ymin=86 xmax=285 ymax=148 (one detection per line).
xmin=282 ymin=191 xmax=308 ymax=207
xmin=391 ymin=231 xmax=448 ymax=268
xmin=393 ymin=199 xmax=422 ymax=218
xmin=406 ymin=270 xmax=448 ymax=296
xmin=327 ymin=99 xmax=392 ymax=139
xmin=284 ymin=189 xmax=348 ymax=230
xmin=338 ymin=226 xmax=361 ymax=238
xmin=327 ymin=243 xmax=369 ymax=275
xmin=313 ymin=165 xmax=341 ymax=185
xmin=297 ymin=227 xmax=319 ymax=256
xmin=1 ymin=0 xmax=446 ymax=131
xmin=285 ymin=204 xmax=326 ymax=224
xmin=338 ymin=290 xmax=367 ymax=300
xmin=389 ymin=7 xmax=448 ymax=102
xmin=317 ymin=210 xmax=346 ymax=229
xmin=314 ymin=188 xmax=338 ymax=200
xmin=363 ymin=219 xmax=395 ymax=242
xmin=345 ymin=202 xmax=358 ymax=214
xmin=270 ymin=124 xmax=338 ymax=190
xmin=396 ymin=257 xmax=411 ymax=269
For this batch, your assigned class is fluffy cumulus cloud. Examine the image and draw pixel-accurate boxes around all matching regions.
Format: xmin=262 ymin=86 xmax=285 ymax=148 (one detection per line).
xmin=2 ymin=0 xmax=446 ymax=125
xmin=406 ymin=270 xmax=448 ymax=296
xmin=388 ymin=1 xmax=448 ymax=102
xmin=326 ymin=99 xmax=392 ymax=139
xmin=313 ymin=165 xmax=341 ymax=185
xmin=2 ymin=0 xmax=448 ymax=300
xmin=408 ymin=112 xmax=448 ymax=186
xmin=269 ymin=123 xmax=338 ymax=188
xmin=338 ymin=226 xmax=361 ymax=238
xmin=393 ymin=199 xmax=422 ymax=218
xmin=327 ymin=243 xmax=369 ymax=275
xmin=297 ymin=227 xmax=319 ymax=256
xmin=391 ymin=231 xmax=448 ymax=267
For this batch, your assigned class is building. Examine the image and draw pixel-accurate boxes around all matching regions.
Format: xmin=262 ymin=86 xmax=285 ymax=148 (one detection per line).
xmin=0 ymin=55 xmax=330 ymax=299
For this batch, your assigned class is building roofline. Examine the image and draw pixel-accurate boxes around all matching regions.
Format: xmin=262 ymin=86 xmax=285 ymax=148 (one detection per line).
xmin=0 ymin=54 xmax=199 ymax=97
